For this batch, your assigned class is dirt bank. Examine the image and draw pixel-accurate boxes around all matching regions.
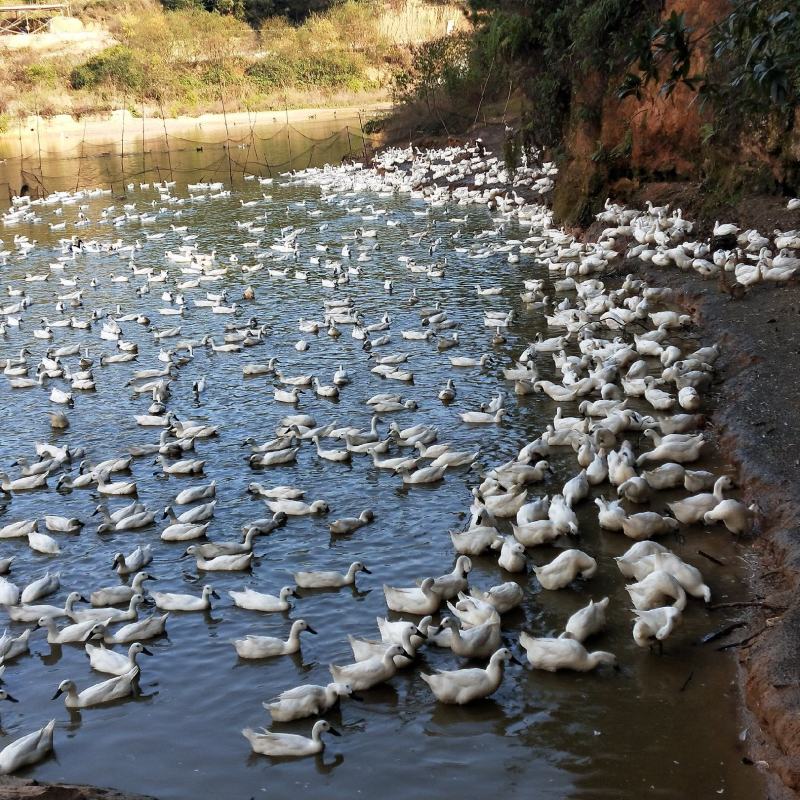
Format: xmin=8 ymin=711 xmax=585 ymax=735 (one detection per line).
xmin=0 ymin=776 xmax=156 ymax=799
xmin=576 ymin=184 xmax=800 ymax=797
xmin=621 ymin=258 xmax=800 ymax=800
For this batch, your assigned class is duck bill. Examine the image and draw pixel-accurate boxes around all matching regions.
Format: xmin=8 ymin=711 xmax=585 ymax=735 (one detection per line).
xmin=142 ymin=647 xmax=154 ymax=656
xmin=328 ymin=727 xmax=342 ymax=737
xmin=306 ymin=625 xmax=318 ymax=635
xmin=361 ymin=567 xmax=372 ymax=574
xmin=51 ymin=688 xmax=63 ymax=700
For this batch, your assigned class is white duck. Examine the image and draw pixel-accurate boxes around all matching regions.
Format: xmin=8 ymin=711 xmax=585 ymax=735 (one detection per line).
xmin=264 ymin=682 xmax=355 ymax=722
xmin=85 ymin=641 xmax=152 ymax=675
xmin=562 ymin=597 xmax=610 ymax=641
xmin=229 ymin=586 xmax=296 ymax=612
xmin=421 ymin=648 xmax=515 ymax=704
xmin=0 ymin=718 xmax=56 ymax=774
xmin=242 ymin=719 xmax=340 ymax=757
xmin=383 ymin=577 xmax=442 ymax=614
xmin=151 ymin=585 xmax=217 ymax=612
xmin=234 ymin=618 xmax=316 ymax=659
xmin=53 ymin=666 xmax=139 ymax=708
xmin=519 ymin=634 xmax=616 ymax=672
xmin=329 ymin=644 xmax=408 ymax=690
xmin=533 ymin=549 xmax=597 ymax=590
xmin=627 ymin=570 xmax=687 ymax=611
xmin=294 ymin=561 xmax=370 ymax=589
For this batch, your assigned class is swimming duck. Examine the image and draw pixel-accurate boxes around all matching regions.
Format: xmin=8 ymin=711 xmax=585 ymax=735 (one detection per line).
xmin=595 ymin=497 xmax=626 ymax=531
xmin=264 ymin=682 xmax=355 ymax=722
xmin=37 ymin=616 xmax=106 ymax=645
xmin=71 ymin=594 xmax=145 ymax=624
xmin=629 ymin=552 xmax=710 ymax=601
xmin=450 ymin=524 xmax=502 ymax=555
xmin=105 ymin=612 xmax=169 ymax=644
xmin=90 ymin=572 xmax=155 ymax=607
xmin=112 ymin=545 xmax=153 ymax=575
xmin=621 ymin=512 xmax=680 ymax=540
xmin=329 ymin=510 xmax=374 ymax=535
xmin=429 ymin=556 xmax=472 ymax=599
xmin=229 ymin=586 xmax=296 ymax=612
xmin=384 ymin=577 xmax=442 ymax=614
xmin=615 ymin=540 xmax=670 ymax=578
xmin=519 ymin=634 xmax=616 ymax=672
xmin=294 ymin=561 xmax=370 ymax=589
xmin=421 ymin=647 xmax=515 ymax=704
xmin=234 ymin=619 xmax=316 ymax=659
xmin=21 ymin=572 xmax=60 ymax=604
xmin=53 ymin=666 xmax=139 ymax=708
xmin=0 ymin=718 xmax=56 ymax=774
xmin=348 ymin=620 xmax=422 ymax=668
xmin=329 ymin=644 xmax=409 ymax=690
xmin=242 ymin=719 xmax=340 ymax=758
xmin=430 ymin=617 xmax=501 ymax=658
xmin=265 ymin=498 xmax=329 ymax=516
xmin=185 ymin=548 xmax=253 ymax=572
xmin=86 ymin=641 xmax=152 ymax=675
xmin=151 ymin=585 xmax=217 ymax=612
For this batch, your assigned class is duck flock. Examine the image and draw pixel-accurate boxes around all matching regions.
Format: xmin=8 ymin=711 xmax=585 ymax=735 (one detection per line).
xmin=0 ymin=137 xmax=774 ymax=781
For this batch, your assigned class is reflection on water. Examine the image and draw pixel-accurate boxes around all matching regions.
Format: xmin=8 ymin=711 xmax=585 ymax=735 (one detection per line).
xmin=0 ymin=122 xmax=764 ymax=800
xmin=0 ymin=115 xmax=372 ymax=199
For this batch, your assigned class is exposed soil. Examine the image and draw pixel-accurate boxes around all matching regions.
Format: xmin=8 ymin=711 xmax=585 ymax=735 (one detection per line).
xmin=0 ymin=776 xmax=156 ymax=799
xmin=621 ymin=259 xmax=800 ymax=800
xmin=574 ymin=161 xmax=800 ymax=799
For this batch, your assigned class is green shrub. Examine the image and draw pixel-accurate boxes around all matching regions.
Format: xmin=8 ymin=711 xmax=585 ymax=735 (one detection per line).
xmin=246 ymin=56 xmax=295 ymax=89
xmin=24 ymin=63 xmax=60 ymax=87
xmin=70 ymin=46 xmax=144 ymax=91
xmin=293 ymin=52 xmax=363 ymax=88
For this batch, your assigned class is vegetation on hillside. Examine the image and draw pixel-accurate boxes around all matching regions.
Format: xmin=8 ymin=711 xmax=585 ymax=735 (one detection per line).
xmin=0 ymin=0 xmax=465 ymax=119
xmin=389 ymin=0 xmax=799 ymax=220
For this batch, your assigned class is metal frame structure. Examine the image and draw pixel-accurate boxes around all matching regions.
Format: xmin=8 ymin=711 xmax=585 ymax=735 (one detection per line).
xmin=0 ymin=2 xmax=70 ymax=35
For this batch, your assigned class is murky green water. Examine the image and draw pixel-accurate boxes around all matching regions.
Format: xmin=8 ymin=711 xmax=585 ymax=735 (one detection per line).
xmin=0 ymin=118 xmax=765 ymax=799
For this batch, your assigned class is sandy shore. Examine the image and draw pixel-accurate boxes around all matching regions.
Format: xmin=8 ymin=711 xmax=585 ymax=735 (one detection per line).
xmin=0 ymin=103 xmax=392 ymax=154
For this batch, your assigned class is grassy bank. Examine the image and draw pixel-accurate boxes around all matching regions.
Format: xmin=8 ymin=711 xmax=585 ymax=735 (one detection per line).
xmin=0 ymin=0 xmax=466 ymax=125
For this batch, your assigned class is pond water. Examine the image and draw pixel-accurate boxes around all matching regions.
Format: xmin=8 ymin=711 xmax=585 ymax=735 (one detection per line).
xmin=0 ymin=118 xmax=764 ymax=800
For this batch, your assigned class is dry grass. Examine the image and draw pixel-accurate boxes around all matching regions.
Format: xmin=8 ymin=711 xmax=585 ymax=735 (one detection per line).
xmin=0 ymin=0 xmax=468 ymax=121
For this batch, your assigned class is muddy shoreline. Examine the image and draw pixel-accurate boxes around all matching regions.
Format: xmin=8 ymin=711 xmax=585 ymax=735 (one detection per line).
xmin=623 ymin=260 xmax=800 ymax=799
xmin=0 ymin=776 xmax=156 ymax=799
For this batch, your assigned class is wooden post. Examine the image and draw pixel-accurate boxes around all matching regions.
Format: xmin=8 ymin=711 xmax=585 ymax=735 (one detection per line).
xmin=357 ymin=111 xmax=369 ymax=162
xmin=17 ymin=117 xmax=24 ymax=195
xmin=141 ymin=95 xmax=146 ymax=182
xmin=120 ymin=96 xmax=126 ymax=187
xmin=34 ymin=105 xmax=44 ymax=196
xmin=158 ymin=99 xmax=174 ymax=183
xmin=74 ymin=118 xmax=86 ymax=192
xmin=284 ymin=94 xmax=292 ymax=169
xmin=220 ymin=88 xmax=233 ymax=185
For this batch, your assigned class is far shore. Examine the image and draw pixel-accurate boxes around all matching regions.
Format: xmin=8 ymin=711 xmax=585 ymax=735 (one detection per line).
xmin=0 ymin=102 xmax=393 ymax=154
